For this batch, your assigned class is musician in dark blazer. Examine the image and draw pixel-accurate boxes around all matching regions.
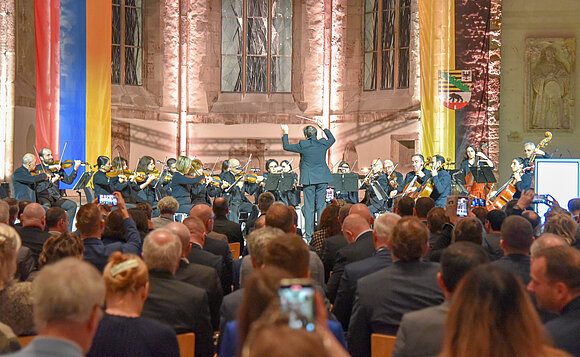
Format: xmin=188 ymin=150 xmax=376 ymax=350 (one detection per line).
xmin=398 ymin=154 xmax=431 ymax=195
xmin=170 ymin=156 xmax=205 ymax=213
xmin=384 ymin=160 xmax=404 ymax=208
xmin=282 ymin=120 xmax=335 ymax=240
xmin=360 ymin=159 xmax=389 ymax=215
xmin=429 ymin=155 xmax=452 ymax=207
xmin=12 ymin=153 xmax=48 ymax=202
xmin=332 ymin=212 xmax=400 ymax=331
xmin=347 ymin=217 xmax=444 ymax=357
xmin=141 ymin=229 xmax=213 ymax=357
xmin=92 ymin=156 xmax=128 ymax=197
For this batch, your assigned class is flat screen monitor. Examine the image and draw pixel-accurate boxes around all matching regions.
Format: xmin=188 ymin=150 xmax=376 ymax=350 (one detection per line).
xmin=535 ymin=159 xmax=580 ymax=220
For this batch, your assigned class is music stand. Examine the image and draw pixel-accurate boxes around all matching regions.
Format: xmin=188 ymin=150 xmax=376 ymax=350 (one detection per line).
xmin=331 ymin=173 xmax=359 ymax=193
xmin=264 ymin=174 xmax=283 ymax=191
xmin=278 ymin=173 xmax=296 ymax=192
xmin=73 ymin=171 xmax=93 ymax=205
xmin=469 ymin=166 xmax=497 ymax=184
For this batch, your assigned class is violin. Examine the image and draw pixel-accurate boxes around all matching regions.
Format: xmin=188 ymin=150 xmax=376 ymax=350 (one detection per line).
xmin=386 ymin=163 xmax=399 ymax=189
xmin=51 ymin=160 xmax=90 ymax=170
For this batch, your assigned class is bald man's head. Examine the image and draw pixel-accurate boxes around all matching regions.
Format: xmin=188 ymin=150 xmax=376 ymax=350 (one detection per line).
xmin=142 ymin=229 xmax=182 ymax=273
xmin=342 ymin=214 xmax=371 ymax=243
xmin=165 ymin=222 xmax=191 ymax=256
xmin=349 ymin=203 xmax=374 ymax=226
xmin=21 ymin=203 xmax=46 ymax=230
xmin=189 ymin=204 xmax=214 ymax=232
xmin=531 ymin=233 xmax=567 ymax=258
xmin=183 ymin=216 xmax=206 ymax=246
xmin=373 ymin=212 xmax=401 ymax=249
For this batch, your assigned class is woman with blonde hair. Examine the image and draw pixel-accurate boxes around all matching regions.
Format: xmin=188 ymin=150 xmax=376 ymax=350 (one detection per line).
xmin=439 ymin=264 xmax=570 ymax=357
xmin=86 ymin=252 xmax=179 ymax=357
xmin=0 ymin=223 xmax=34 ymax=336
xmin=543 ymin=212 xmax=577 ymax=245
xmin=170 ymin=156 xmax=206 ymax=213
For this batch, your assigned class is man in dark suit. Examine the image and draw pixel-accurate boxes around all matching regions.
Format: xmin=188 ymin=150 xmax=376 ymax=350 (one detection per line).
xmin=190 ymin=203 xmax=234 ymax=294
xmin=15 ymin=203 xmax=51 ymax=264
xmin=360 ymin=159 xmax=389 ymax=215
xmin=141 ymin=229 xmax=214 ymax=357
xmin=211 ymin=197 xmax=244 ymax=250
xmin=281 ymin=120 xmax=335 ymax=240
xmin=321 ymin=203 xmax=352 ymax=282
xmin=333 ymin=212 xmax=401 ymax=330
xmin=12 ymin=153 xmax=49 ymax=202
xmin=394 ymin=242 xmax=489 ymax=357
xmin=166 ymin=222 xmax=223 ymax=331
xmin=326 ymin=204 xmax=375 ymax=303
xmin=483 ymin=209 xmax=506 ymax=260
xmin=347 ymin=216 xmax=444 ymax=357
xmin=397 ymin=154 xmax=431 ymax=196
xmin=492 ymin=215 xmax=534 ymax=285
xmin=428 ymin=155 xmax=451 ymax=208
xmin=183 ymin=216 xmax=225 ymax=283
xmin=528 ymin=246 xmax=580 ymax=357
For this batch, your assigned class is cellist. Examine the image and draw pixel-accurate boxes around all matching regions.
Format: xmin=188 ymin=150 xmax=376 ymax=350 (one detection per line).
xmin=488 ymin=157 xmax=531 ymax=210
xmin=460 ymin=145 xmax=494 ymax=198
xmin=429 ymin=155 xmax=452 ymax=207
xmin=397 ymin=154 xmax=431 ymax=196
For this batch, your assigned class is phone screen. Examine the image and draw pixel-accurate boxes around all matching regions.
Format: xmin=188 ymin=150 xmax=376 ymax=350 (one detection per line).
xmin=278 ymin=280 xmax=316 ymax=332
xmin=471 ymin=198 xmax=485 ymax=207
xmin=456 ymin=197 xmax=469 ymax=217
xmin=98 ymin=194 xmax=118 ymax=206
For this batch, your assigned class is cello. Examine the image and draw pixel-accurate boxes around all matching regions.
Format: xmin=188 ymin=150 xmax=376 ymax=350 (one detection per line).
xmin=464 ymin=142 xmax=492 ymax=199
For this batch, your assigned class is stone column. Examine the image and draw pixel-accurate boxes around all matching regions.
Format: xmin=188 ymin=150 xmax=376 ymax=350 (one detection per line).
xmin=0 ymin=0 xmax=15 ymax=180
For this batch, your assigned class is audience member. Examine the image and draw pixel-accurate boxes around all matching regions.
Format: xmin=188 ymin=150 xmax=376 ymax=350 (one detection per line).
xmin=453 ymin=217 xmax=483 ymax=245
xmin=15 ymin=203 xmax=50 ymax=263
xmin=9 ymin=258 xmax=105 ymax=357
xmin=3 ymin=198 xmax=19 ymax=226
xmin=141 ymin=229 xmax=213 ymax=357
xmin=522 ymin=210 xmax=542 ymax=237
xmin=543 ymin=213 xmax=577 ymax=246
xmin=244 ymin=191 xmax=275 ymax=235
xmin=310 ymin=202 xmax=341 ymax=256
xmin=45 ymin=207 xmax=68 ymax=236
xmin=135 ymin=202 xmax=154 ymax=231
xmin=0 ymin=201 xmax=11 ymax=225
xmin=528 ymin=246 xmax=580 ymax=357
xmin=190 ymin=203 xmax=233 ymax=294
xmin=493 ymin=215 xmax=534 ymax=285
xmin=393 ymin=242 xmax=489 ymax=357
xmin=394 ymin=196 xmax=415 ymax=217
xmin=128 ymin=208 xmax=149 ymax=239
xmin=165 ymin=222 xmax=223 ymax=331
xmin=530 ymin=233 xmax=566 ymax=257
xmin=414 ymin=197 xmax=435 ymax=222
xmin=87 ymin=253 xmax=179 ymax=357
xmin=152 ymin=196 xmax=178 ymax=229
xmin=0 ymin=224 xmax=34 ymax=336
xmin=212 ymin=197 xmax=244 ymax=250
xmin=78 ymin=193 xmax=141 ymax=271
xmin=347 ymin=216 xmax=444 ymax=357
xmin=440 ymin=264 xmax=568 ymax=357
xmin=568 ymin=198 xmax=580 ymax=219
xmin=38 ymin=232 xmax=84 ymax=270
xmin=321 ymin=203 xmax=351 ymax=281
xmin=333 ymin=212 xmax=400 ymax=330
xmin=483 ymin=209 xmax=506 ymax=260
xmin=426 ymin=207 xmax=452 ymax=262
xmin=0 ymin=201 xmax=34 ymax=282
xmin=16 ymin=201 xmax=31 ymax=227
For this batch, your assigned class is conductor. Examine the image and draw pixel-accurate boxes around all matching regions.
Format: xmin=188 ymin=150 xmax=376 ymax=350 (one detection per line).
xmin=282 ymin=120 xmax=335 ymax=241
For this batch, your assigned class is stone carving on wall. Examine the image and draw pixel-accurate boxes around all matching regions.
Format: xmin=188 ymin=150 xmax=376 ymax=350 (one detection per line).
xmin=525 ymin=38 xmax=575 ymax=132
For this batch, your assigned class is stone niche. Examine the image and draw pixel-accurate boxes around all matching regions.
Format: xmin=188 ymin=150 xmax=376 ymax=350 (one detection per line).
xmin=524 ymin=37 xmax=576 ymax=132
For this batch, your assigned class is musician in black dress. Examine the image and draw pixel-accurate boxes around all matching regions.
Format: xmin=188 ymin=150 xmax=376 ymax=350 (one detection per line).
xmin=170 ymin=156 xmax=205 ymax=213
xmin=92 ymin=156 xmax=127 ymax=197
xmin=360 ymin=159 xmax=389 ymax=215
xmin=190 ymin=159 xmax=219 ymax=206
xmin=135 ymin=156 xmax=160 ymax=207
xmin=111 ymin=156 xmax=147 ymax=205
xmin=429 ymin=155 xmax=452 ymax=207
xmin=279 ymin=160 xmax=300 ymax=207
xmin=460 ymin=145 xmax=494 ymax=177
xmin=511 ymin=157 xmax=531 ymax=199
xmin=254 ymin=159 xmax=281 ymax=202
xmin=334 ymin=161 xmax=358 ymax=204
xmin=218 ymin=158 xmax=259 ymax=223
xmin=398 ymin=154 xmax=431 ymax=196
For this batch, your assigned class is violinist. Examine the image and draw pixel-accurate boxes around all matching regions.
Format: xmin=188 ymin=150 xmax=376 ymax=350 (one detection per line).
xmin=135 ymin=156 xmax=159 ymax=207
xmin=360 ymin=159 xmax=389 ymax=215
xmin=218 ymin=158 xmax=259 ymax=223
xmin=12 ymin=153 xmax=49 ymax=202
xmin=169 ymin=156 xmax=205 ymax=213
xmin=398 ymin=154 xmax=431 ymax=196
xmin=384 ymin=159 xmax=403 ymax=199
xmin=523 ymin=141 xmax=550 ymax=168
xmin=92 ymin=156 xmax=128 ymax=197
xmin=334 ymin=161 xmax=358 ymax=204
xmin=36 ymin=148 xmax=82 ymax=230
xmin=279 ymin=160 xmax=300 ymax=207
xmin=190 ymin=158 xmax=219 ymax=206
xmin=160 ymin=158 xmax=177 ymax=194
xmin=111 ymin=156 xmax=146 ymax=205
xmin=254 ymin=159 xmax=281 ymax=202
xmin=460 ymin=145 xmax=493 ymax=199
xmin=429 ymin=155 xmax=452 ymax=207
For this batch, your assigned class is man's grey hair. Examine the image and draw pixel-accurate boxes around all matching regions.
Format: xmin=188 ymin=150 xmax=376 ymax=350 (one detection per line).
xmin=22 ymin=153 xmax=35 ymax=165
xmin=246 ymin=226 xmax=284 ymax=266
xmin=142 ymin=229 xmax=182 ymax=272
xmin=530 ymin=233 xmax=567 ymax=257
xmin=157 ymin=196 xmax=179 ymax=215
xmin=524 ymin=142 xmax=536 ymax=149
xmin=374 ymin=212 xmax=401 ymax=241
xmin=32 ymin=258 xmax=105 ymax=330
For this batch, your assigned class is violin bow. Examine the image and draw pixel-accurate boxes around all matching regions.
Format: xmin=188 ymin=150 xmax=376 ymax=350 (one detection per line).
xmin=33 ymin=145 xmax=50 ymax=176
xmin=59 ymin=141 xmax=68 ymax=165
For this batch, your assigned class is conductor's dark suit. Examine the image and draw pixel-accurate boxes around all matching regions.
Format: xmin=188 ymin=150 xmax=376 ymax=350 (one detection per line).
xmin=282 ymin=128 xmax=335 ymax=239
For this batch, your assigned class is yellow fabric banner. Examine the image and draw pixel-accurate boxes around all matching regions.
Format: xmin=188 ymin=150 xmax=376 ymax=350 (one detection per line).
xmin=419 ymin=0 xmax=456 ymax=163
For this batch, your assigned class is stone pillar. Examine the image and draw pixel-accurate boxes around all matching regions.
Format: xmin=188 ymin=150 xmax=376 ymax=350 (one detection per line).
xmin=0 ymin=0 xmax=15 ymax=181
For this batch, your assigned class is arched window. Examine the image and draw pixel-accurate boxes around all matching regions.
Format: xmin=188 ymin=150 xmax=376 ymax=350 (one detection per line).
xmin=221 ymin=0 xmax=292 ymax=93
xmin=112 ymin=0 xmax=143 ymax=85
xmin=363 ymin=0 xmax=411 ymax=91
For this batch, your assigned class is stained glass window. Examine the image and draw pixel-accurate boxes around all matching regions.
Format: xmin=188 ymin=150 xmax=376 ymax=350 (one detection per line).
xmin=221 ymin=0 xmax=292 ymax=93
xmin=364 ymin=0 xmax=411 ymax=91
xmin=112 ymin=0 xmax=143 ymax=86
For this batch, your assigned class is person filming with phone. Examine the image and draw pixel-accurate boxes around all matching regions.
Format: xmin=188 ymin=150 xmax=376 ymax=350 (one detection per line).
xmin=79 ymin=191 xmax=142 ymax=271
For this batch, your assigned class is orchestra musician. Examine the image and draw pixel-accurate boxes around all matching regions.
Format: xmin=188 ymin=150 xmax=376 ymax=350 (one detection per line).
xmin=398 ymin=154 xmax=431 ymax=196
xmin=190 ymin=158 xmax=219 ymax=206
xmin=218 ymin=158 xmax=260 ymax=223
xmin=334 ymin=161 xmax=358 ymax=204
xmin=36 ymin=148 xmax=82 ymax=230
xmin=111 ymin=156 xmax=147 ymax=205
xmin=92 ymin=156 xmax=128 ymax=197
xmin=510 ymin=157 xmax=531 ymax=199
xmin=282 ymin=121 xmax=335 ymax=241
xmin=523 ymin=141 xmax=550 ymax=168
xmin=279 ymin=160 xmax=300 ymax=207
xmin=254 ymin=159 xmax=281 ymax=202
xmin=460 ymin=145 xmax=494 ymax=199
xmin=160 ymin=157 xmax=177 ymax=194
xmin=360 ymin=159 xmax=389 ymax=215
xmin=12 ymin=153 xmax=49 ymax=202
xmin=384 ymin=159 xmax=404 ymax=201
xmin=429 ymin=155 xmax=452 ymax=207
xmin=135 ymin=156 xmax=160 ymax=207
xmin=169 ymin=156 xmax=205 ymax=213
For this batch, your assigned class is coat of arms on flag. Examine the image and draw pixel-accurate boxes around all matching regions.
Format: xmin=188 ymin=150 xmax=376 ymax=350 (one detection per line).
xmin=438 ymin=70 xmax=472 ymax=110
